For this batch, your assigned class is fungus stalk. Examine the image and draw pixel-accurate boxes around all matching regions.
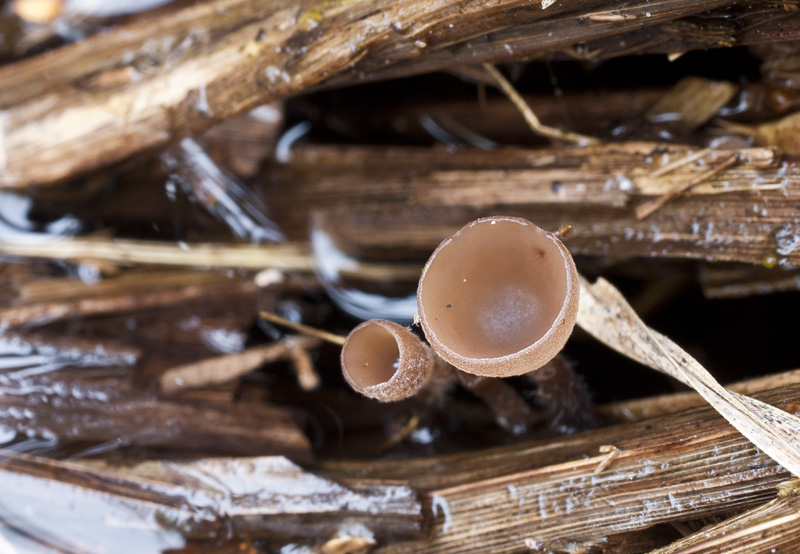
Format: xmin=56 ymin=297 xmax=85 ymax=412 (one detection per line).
xmin=527 ymin=355 xmax=596 ymax=433
xmin=456 ymin=370 xmax=537 ymax=435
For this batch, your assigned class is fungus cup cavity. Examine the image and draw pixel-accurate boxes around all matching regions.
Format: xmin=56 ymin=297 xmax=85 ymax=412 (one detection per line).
xmin=417 ymin=216 xmax=578 ymax=377
xmin=341 ymin=319 xmax=434 ymax=402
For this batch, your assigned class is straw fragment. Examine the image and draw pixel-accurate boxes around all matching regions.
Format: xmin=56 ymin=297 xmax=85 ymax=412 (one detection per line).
xmin=645 ymin=77 xmax=738 ymax=131
xmin=159 ymin=336 xmax=320 ymax=393
xmin=260 ymin=310 xmax=346 ymax=346
xmin=649 ymin=491 xmax=800 ymax=554
xmin=0 ymin=237 xmax=420 ymax=282
xmin=635 ymin=153 xmax=739 ymax=219
xmin=599 ymin=366 xmax=800 ymax=421
xmin=482 ymin=63 xmax=599 ymax=146
xmin=577 ymin=276 xmax=800 ymax=478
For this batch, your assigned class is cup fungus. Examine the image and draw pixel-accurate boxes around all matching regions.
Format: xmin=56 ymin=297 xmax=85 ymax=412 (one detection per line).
xmin=341 ymin=319 xmax=434 ymax=402
xmin=417 ymin=216 xmax=578 ymax=377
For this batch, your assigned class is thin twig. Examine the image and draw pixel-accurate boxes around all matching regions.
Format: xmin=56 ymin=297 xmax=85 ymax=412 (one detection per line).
xmin=554 ymin=224 xmax=574 ymax=239
xmin=259 ymin=311 xmax=346 ymax=345
xmin=636 ymin=153 xmax=739 ymax=219
xmin=647 ymin=147 xmax=711 ymax=178
xmin=482 ymin=63 xmax=599 ymax=146
xmin=289 ymin=342 xmax=322 ymax=391
xmin=593 ymin=445 xmax=621 ymax=475
xmin=0 ymin=238 xmax=311 ymax=270
xmin=0 ymin=237 xmax=421 ymax=282
xmin=159 ymin=336 xmax=320 ymax=393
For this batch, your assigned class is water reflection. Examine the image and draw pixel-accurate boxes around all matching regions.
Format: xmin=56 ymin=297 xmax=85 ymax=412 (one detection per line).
xmin=162 ymin=139 xmax=284 ymax=245
xmin=0 ymin=192 xmax=81 ymax=245
xmin=310 ymin=225 xmax=416 ymax=324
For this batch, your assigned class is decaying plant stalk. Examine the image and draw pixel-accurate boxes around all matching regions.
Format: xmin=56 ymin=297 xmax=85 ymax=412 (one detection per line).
xmin=577 ymin=276 xmax=800 ymax=478
xmin=160 ymin=335 xmax=320 ymax=393
xmin=324 ymin=384 xmax=800 ymax=553
xmin=4 ymin=0 xmax=793 ymax=189
xmin=2 ymin=0 xmax=800 ymax=552
xmin=265 ymin=143 xmax=800 ymax=267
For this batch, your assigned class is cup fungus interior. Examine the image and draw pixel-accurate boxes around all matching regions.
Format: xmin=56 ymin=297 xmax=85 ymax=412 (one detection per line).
xmin=419 ymin=217 xmax=570 ymax=360
xmin=341 ymin=322 xmax=401 ymax=388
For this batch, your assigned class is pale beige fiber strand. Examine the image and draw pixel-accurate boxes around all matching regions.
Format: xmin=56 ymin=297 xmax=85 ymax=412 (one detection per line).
xmin=577 ymin=276 xmax=800 ymax=478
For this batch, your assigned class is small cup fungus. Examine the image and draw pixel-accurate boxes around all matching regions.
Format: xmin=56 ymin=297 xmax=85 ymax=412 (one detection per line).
xmin=417 ymin=216 xmax=579 ymax=377
xmin=341 ymin=319 xmax=434 ymax=402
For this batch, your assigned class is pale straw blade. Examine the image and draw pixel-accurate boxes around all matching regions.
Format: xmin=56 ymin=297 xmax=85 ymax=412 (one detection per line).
xmin=577 ymin=276 xmax=800 ymax=478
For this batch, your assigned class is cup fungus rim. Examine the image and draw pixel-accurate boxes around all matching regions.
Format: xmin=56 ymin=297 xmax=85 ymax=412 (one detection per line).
xmin=416 ymin=216 xmax=579 ymax=377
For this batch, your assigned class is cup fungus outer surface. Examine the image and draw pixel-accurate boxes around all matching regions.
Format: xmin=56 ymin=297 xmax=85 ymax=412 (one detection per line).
xmin=341 ymin=319 xmax=434 ymax=402
xmin=417 ymin=216 xmax=579 ymax=378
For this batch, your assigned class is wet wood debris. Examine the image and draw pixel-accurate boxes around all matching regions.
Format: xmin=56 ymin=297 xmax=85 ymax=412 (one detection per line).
xmin=2 ymin=0 xmax=800 ymax=553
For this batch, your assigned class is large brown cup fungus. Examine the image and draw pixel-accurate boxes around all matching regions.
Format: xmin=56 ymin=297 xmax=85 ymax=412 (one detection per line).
xmin=341 ymin=319 xmax=434 ymax=402
xmin=417 ymin=216 xmax=579 ymax=377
